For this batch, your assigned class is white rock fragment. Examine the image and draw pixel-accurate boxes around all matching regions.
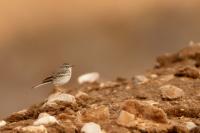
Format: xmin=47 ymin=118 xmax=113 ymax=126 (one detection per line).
xmin=78 ymin=72 xmax=100 ymax=84
xmin=117 ymin=110 xmax=136 ymax=127
xmin=159 ymin=75 xmax=174 ymax=82
xmin=100 ymin=81 xmax=119 ymax=88
xmin=81 ymin=122 xmax=102 ymax=133
xmin=45 ymin=92 xmax=76 ymax=106
xmin=160 ymin=85 xmax=184 ymax=100
xmin=150 ymin=74 xmax=158 ymax=79
xmin=20 ymin=125 xmax=47 ymax=133
xmin=33 ymin=113 xmax=58 ymax=126
xmin=188 ymin=41 xmax=200 ymax=46
xmin=75 ymin=91 xmax=88 ymax=98
xmin=16 ymin=109 xmax=28 ymax=114
xmin=132 ymin=75 xmax=149 ymax=85
xmin=143 ymin=100 xmax=159 ymax=106
xmin=0 ymin=120 xmax=6 ymax=128
xmin=185 ymin=121 xmax=197 ymax=131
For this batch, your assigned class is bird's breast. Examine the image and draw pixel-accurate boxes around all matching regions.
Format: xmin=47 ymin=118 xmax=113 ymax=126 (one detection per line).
xmin=53 ymin=75 xmax=71 ymax=86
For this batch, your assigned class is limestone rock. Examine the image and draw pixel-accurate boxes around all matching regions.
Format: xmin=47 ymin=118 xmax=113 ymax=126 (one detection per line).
xmin=185 ymin=121 xmax=197 ymax=131
xmin=132 ymin=75 xmax=149 ymax=85
xmin=16 ymin=125 xmax=47 ymax=133
xmin=160 ymin=85 xmax=184 ymax=100
xmin=81 ymin=105 xmax=110 ymax=122
xmin=0 ymin=120 xmax=6 ymax=128
xmin=117 ymin=110 xmax=136 ymax=127
xmin=78 ymin=72 xmax=100 ymax=84
xmin=122 ymin=100 xmax=168 ymax=123
xmin=81 ymin=122 xmax=102 ymax=133
xmin=33 ymin=113 xmax=58 ymax=126
xmin=44 ymin=92 xmax=76 ymax=106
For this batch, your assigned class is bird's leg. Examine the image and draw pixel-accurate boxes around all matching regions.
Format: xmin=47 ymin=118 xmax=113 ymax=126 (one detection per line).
xmin=54 ymin=86 xmax=64 ymax=93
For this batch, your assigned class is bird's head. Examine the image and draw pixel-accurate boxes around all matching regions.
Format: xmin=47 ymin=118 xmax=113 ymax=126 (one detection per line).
xmin=62 ymin=63 xmax=74 ymax=68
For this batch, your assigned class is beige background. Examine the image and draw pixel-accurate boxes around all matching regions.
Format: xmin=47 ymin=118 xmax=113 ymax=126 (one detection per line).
xmin=0 ymin=1 xmax=200 ymax=118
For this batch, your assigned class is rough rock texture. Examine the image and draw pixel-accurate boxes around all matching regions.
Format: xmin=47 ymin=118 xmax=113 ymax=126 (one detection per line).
xmin=1 ymin=44 xmax=200 ymax=133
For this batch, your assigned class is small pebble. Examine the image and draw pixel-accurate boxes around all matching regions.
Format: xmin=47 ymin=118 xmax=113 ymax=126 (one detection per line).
xmin=100 ymin=81 xmax=119 ymax=88
xmin=0 ymin=120 xmax=6 ymax=128
xmin=117 ymin=110 xmax=136 ymax=127
xmin=185 ymin=122 xmax=197 ymax=131
xmin=45 ymin=92 xmax=76 ymax=106
xmin=75 ymin=91 xmax=89 ymax=98
xmin=81 ymin=122 xmax=102 ymax=133
xmin=20 ymin=125 xmax=47 ymax=133
xmin=132 ymin=75 xmax=149 ymax=85
xmin=150 ymin=74 xmax=158 ymax=79
xmin=33 ymin=113 xmax=58 ymax=126
xmin=143 ymin=100 xmax=159 ymax=106
xmin=78 ymin=72 xmax=100 ymax=84
xmin=160 ymin=85 xmax=184 ymax=100
xmin=159 ymin=75 xmax=174 ymax=82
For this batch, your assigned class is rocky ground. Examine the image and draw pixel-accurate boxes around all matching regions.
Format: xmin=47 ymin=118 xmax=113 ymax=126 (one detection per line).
xmin=1 ymin=44 xmax=200 ymax=133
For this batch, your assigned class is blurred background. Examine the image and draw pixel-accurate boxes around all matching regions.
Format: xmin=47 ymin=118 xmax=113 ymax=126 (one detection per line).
xmin=0 ymin=0 xmax=200 ymax=118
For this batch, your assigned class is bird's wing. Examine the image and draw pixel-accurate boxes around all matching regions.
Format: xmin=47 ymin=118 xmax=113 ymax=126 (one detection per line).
xmin=42 ymin=76 xmax=54 ymax=83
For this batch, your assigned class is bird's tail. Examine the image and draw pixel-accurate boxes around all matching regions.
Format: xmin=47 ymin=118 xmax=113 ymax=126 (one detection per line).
xmin=32 ymin=82 xmax=51 ymax=89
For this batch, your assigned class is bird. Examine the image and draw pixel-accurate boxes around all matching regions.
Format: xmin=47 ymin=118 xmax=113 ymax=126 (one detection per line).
xmin=32 ymin=63 xmax=73 ymax=89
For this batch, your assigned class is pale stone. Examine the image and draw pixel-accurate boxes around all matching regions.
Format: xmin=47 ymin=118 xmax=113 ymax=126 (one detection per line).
xmin=150 ymin=74 xmax=158 ymax=79
xmin=33 ymin=113 xmax=58 ymax=126
xmin=143 ymin=100 xmax=159 ymax=106
xmin=0 ymin=120 xmax=6 ymax=128
xmin=78 ymin=72 xmax=100 ymax=84
xmin=159 ymin=75 xmax=174 ymax=82
xmin=100 ymin=81 xmax=119 ymax=88
xmin=185 ymin=121 xmax=197 ymax=131
xmin=76 ymin=91 xmax=89 ymax=98
xmin=81 ymin=105 xmax=110 ymax=122
xmin=122 ymin=100 xmax=168 ymax=123
xmin=133 ymin=75 xmax=149 ymax=85
xmin=20 ymin=125 xmax=47 ymax=133
xmin=16 ymin=109 xmax=28 ymax=114
xmin=45 ymin=92 xmax=76 ymax=106
xmin=117 ymin=110 xmax=137 ymax=127
xmin=81 ymin=122 xmax=102 ymax=133
xmin=160 ymin=85 xmax=184 ymax=100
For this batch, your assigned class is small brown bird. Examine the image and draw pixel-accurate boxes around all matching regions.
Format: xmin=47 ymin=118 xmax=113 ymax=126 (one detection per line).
xmin=32 ymin=63 xmax=73 ymax=89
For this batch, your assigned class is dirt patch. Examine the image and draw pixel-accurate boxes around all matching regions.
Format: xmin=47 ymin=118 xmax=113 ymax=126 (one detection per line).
xmin=1 ymin=44 xmax=200 ymax=133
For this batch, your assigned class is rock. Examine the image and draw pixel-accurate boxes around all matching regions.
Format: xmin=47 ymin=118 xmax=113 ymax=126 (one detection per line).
xmin=100 ymin=81 xmax=119 ymax=88
xmin=185 ymin=121 xmax=197 ymax=131
xmin=116 ymin=110 xmax=136 ymax=127
xmin=156 ymin=52 xmax=182 ymax=68
xmin=78 ymin=72 xmax=100 ymax=84
xmin=175 ymin=66 xmax=200 ymax=79
xmin=196 ymin=93 xmax=200 ymax=100
xmin=159 ymin=75 xmax=174 ymax=82
xmin=81 ymin=105 xmax=110 ymax=122
xmin=143 ymin=100 xmax=159 ymax=106
xmin=116 ymin=110 xmax=170 ymax=132
xmin=149 ymin=74 xmax=158 ymax=79
xmin=76 ymin=91 xmax=89 ymax=98
xmin=81 ymin=122 xmax=102 ymax=133
xmin=0 ymin=120 xmax=6 ymax=128
xmin=132 ymin=75 xmax=149 ymax=85
xmin=17 ymin=125 xmax=47 ymax=133
xmin=122 ymin=100 xmax=168 ymax=123
xmin=190 ymin=126 xmax=200 ymax=133
xmin=33 ymin=113 xmax=58 ymax=126
xmin=44 ymin=92 xmax=76 ymax=106
xmin=160 ymin=85 xmax=184 ymax=100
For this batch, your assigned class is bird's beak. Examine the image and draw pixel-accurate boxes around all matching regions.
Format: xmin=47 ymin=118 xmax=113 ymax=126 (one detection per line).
xmin=70 ymin=65 xmax=75 ymax=67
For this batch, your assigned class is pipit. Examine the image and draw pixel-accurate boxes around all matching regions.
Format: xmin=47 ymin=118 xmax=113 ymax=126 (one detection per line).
xmin=33 ymin=63 xmax=73 ymax=89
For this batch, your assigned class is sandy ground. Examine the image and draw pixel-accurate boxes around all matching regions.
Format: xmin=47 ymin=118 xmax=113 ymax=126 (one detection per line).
xmin=1 ymin=44 xmax=200 ymax=132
